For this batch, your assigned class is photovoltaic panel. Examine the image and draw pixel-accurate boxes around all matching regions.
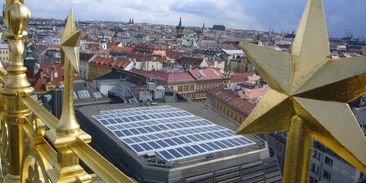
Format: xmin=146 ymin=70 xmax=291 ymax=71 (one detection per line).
xmin=92 ymin=105 xmax=256 ymax=162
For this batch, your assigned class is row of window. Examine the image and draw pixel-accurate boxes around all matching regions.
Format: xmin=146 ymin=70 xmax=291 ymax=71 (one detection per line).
xmin=0 ymin=57 xmax=8 ymax=61
xmin=0 ymin=50 xmax=8 ymax=54
xmin=212 ymin=99 xmax=244 ymax=124
xmin=310 ymin=169 xmax=332 ymax=182
xmin=73 ymin=90 xmax=103 ymax=99
xmin=197 ymin=81 xmax=222 ymax=90
xmin=313 ymin=150 xmax=333 ymax=167
xmin=177 ymin=85 xmax=194 ymax=92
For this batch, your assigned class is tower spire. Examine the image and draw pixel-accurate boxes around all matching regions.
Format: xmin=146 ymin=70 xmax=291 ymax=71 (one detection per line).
xmin=178 ymin=17 xmax=182 ymax=27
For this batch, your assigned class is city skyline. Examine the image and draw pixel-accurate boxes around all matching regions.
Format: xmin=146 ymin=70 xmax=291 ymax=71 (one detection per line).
xmin=26 ymin=0 xmax=366 ymax=37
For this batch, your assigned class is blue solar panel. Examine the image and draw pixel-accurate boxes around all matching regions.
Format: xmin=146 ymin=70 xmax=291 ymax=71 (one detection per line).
xmin=168 ymin=149 xmax=182 ymax=158
xmin=191 ymin=145 xmax=205 ymax=153
xmin=184 ymin=146 xmax=198 ymax=155
xmin=148 ymin=142 xmax=160 ymax=149
xmin=207 ymin=142 xmax=221 ymax=150
xmin=140 ymin=143 xmax=153 ymax=151
xmin=156 ymin=140 xmax=169 ymax=148
xmin=159 ymin=151 xmax=173 ymax=159
xmin=200 ymin=143 xmax=214 ymax=151
xmin=93 ymin=105 xmax=256 ymax=161
xmin=131 ymin=144 xmax=144 ymax=153
xmin=176 ymin=147 xmax=190 ymax=156
xmin=164 ymin=139 xmax=176 ymax=146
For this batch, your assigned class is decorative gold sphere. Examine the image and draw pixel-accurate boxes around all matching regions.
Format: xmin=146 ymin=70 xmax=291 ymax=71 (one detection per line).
xmin=4 ymin=2 xmax=30 ymax=36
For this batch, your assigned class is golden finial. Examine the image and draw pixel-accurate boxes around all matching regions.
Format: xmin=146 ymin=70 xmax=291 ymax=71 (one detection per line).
xmin=237 ymin=0 xmax=366 ymax=182
xmin=56 ymin=10 xmax=81 ymax=135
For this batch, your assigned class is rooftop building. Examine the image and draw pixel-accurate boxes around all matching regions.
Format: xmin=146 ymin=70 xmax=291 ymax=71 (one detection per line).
xmin=76 ymin=102 xmax=282 ymax=183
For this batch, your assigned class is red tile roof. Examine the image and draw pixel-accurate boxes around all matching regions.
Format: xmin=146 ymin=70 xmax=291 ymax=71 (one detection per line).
xmin=110 ymin=46 xmax=134 ymax=54
xmin=166 ymin=50 xmax=184 ymax=59
xmin=209 ymin=87 xmax=255 ymax=115
xmin=188 ymin=68 xmax=224 ymax=81
xmin=230 ymin=73 xmax=249 ymax=83
xmin=148 ymin=71 xmax=195 ymax=84
xmin=34 ymin=64 xmax=66 ymax=92
xmin=90 ymin=56 xmax=131 ymax=69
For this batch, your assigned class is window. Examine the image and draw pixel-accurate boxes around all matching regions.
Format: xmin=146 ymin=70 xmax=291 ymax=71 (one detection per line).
xmin=73 ymin=91 xmax=78 ymax=99
xmin=324 ymin=156 xmax=333 ymax=167
xmin=310 ymin=176 xmax=318 ymax=183
xmin=178 ymin=86 xmax=183 ymax=92
xmin=322 ymin=170 xmax=331 ymax=181
xmin=77 ymin=90 xmax=91 ymax=99
xmin=312 ymin=150 xmax=321 ymax=161
xmin=183 ymin=85 xmax=188 ymax=91
xmin=310 ymin=163 xmax=319 ymax=175
xmin=189 ymin=85 xmax=194 ymax=91
xmin=93 ymin=92 xmax=103 ymax=99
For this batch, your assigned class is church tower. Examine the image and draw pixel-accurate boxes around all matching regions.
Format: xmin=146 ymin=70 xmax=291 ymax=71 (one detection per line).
xmin=99 ymin=33 xmax=107 ymax=50
xmin=176 ymin=17 xmax=184 ymax=38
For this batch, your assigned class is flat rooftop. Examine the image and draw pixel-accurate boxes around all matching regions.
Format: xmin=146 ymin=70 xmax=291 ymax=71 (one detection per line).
xmin=78 ymin=102 xmax=266 ymax=168
xmin=91 ymin=105 xmax=256 ymax=163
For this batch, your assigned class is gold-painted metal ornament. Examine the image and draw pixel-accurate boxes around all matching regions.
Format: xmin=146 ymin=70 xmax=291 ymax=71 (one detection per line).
xmin=237 ymin=0 xmax=366 ymax=182
xmin=57 ymin=10 xmax=81 ymax=135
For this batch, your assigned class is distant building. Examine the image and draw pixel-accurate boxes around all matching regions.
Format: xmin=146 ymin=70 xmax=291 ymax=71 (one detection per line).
xmin=176 ymin=17 xmax=184 ymax=38
xmin=79 ymin=52 xmax=95 ymax=80
xmin=88 ymin=56 xmax=134 ymax=80
xmin=148 ymin=68 xmax=229 ymax=100
xmin=41 ymin=47 xmax=61 ymax=64
xmin=176 ymin=56 xmax=209 ymax=69
xmin=33 ymin=64 xmax=64 ymax=93
xmin=133 ymin=55 xmax=165 ymax=71
xmin=212 ymin=25 xmax=226 ymax=31
xmin=42 ymin=80 xmax=110 ymax=118
xmin=206 ymin=73 xmax=266 ymax=124
xmin=24 ymin=47 xmax=38 ymax=79
xmin=0 ymin=44 xmax=9 ymax=66
xmin=265 ymin=101 xmax=366 ymax=183
xmin=76 ymin=103 xmax=282 ymax=183
xmin=91 ymin=69 xmax=187 ymax=104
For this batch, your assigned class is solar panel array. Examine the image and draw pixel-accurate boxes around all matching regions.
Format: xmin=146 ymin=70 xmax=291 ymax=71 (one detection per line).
xmin=92 ymin=105 xmax=256 ymax=161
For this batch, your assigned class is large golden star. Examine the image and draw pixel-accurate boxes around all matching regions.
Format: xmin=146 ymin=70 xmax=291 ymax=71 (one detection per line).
xmin=237 ymin=0 xmax=366 ymax=182
xmin=61 ymin=10 xmax=81 ymax=72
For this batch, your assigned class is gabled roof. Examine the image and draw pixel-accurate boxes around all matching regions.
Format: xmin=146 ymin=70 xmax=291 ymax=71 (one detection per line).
xmin=90 ymin=56 xmax=131 ymax=69
xmin=188 ymin=68 xmax=224 ymax=81
xmin=110 ymin=46 xmax=134 ymax=54
xmin=209 ymin=87 xmax=255 ymax=115
xmin=176 ymin=57 xmax=204 ymax=67
xmin=148 ymin=71 xmax=195 ymax=84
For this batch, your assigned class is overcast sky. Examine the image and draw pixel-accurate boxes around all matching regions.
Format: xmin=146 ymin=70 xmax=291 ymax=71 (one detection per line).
xmin=26 ymin=0 xmax=365 ymax=37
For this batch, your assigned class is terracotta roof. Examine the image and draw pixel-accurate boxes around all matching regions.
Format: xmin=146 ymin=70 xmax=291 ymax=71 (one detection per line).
xmin=239 ymin=87 xmax=269 ymax=100
xmin=90 ymin=56 xmax=131 ymax=69
xmin=176 ymin=57 xmax=204 ymax=67
xmin=34 ymin=78 xmax=47 ymax=92
xmin=188 ymin=68 xmax=224 ymax=80
xmin=166 ymin=50 xmax=184 ymax=59
xmin=148 ymin=71 xmax=195 ymax=84
xmin=209 ymin=87 xmax=255 ymax=115
xmin=110 ymin=46 xmax=134 ymax=54
xmin=133 ymin=54 xmax=165 ymax=62
xmin=230 ymin=73 xmax=249 ymax=83
xmin=34 ymin=64 xmax=66 ymax=92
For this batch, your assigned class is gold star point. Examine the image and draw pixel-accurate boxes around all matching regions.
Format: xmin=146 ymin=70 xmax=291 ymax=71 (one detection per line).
xmin=237 ymin=0 xmax=366 ymax=175
xmin=61 ymin=9 xmax=80 ymax=72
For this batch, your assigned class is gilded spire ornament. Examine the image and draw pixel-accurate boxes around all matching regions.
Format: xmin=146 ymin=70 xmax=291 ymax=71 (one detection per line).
xmin=56 ymin=10 xmax=81 ymax=135
xmin=237 ymin=0 xmax=366 ymax=182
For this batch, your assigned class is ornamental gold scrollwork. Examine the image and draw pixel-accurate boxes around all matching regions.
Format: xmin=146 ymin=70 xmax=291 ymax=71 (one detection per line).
xmin=21 ymin=149 xmax=49 ymax=183
xmin=0 ymin=118 xmax=9 ymax=177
